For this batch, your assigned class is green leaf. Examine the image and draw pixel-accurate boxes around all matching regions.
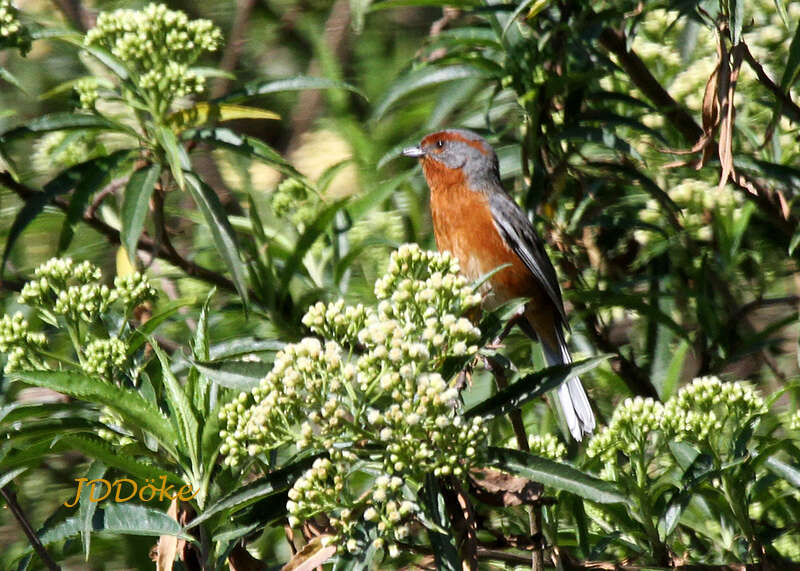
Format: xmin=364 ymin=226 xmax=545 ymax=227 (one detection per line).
xmin=38 ymin=504 xmax=193 ymax=549
xmin=78 ymin=461 xmax=106 ymax=558
xmin=370 ymin=0 xmax=480 ymax=10
xmin=780 ymin=21 xmax=800 ymax=92
xmin=186 ymin=454 xmax=318 ymax=529
xmin=556 ymin=126 xmax=642 ymax=161
xmin=0 ymin=67 xmax=26 ymax=93
xmin=121 ymin=163 xmax=161 ymax=263
xmin=0 ymin=112 xmax=122 ymax=142
xmin=373 ymin=65 xmax=486 ymax=119
xmin=166 ymin=103 xmax=279 ymax=131
xmin=126 ymin=300 xmax=193 ymax=356
xmin=485 ymin=447 xmax=628 ymax=504
xmin=765 ymin=456 xmax=800 ymax=488
xmin=0 ymin=467 xmax=27 ymax=489
xmin=58 ymin=149 xmax=135 ymax=253
xmin=465 ymin=355 xmax=609 ymax=419
xmin=10 ymin=371 xmax=177 ymax=456
xmin=153 ymin=343 xmax=200 ymax=473
xmin=184 ymin=173 xmax=249 ymax=305
xmin=727 ymin=0 xmax=743 ymax=45
xmin=184 ymin=127 xmax=304 ymax=179
xmin=191 ymin=359 xmax=270 ymax=390
xmin=208 ymin=338 xmax=285 ymax=361
xmin=419 ymin=475 xmax=460 ymax=571
xmin=154 ymin=125 xmax=188 ymax=190
xmin=219 ymin=76 xmax=365 ymax=104
xmin=278 ymin=199 xmax=349 ymax=293
xmin=59 ymin=435 xmax=178 ymax=485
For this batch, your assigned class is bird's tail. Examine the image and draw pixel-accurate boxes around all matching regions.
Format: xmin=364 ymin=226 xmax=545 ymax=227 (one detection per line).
xmin=541 ymin=324 xmax=595 ymax=441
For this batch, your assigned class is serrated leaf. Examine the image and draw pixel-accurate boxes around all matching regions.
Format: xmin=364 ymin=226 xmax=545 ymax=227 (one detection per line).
xmin=208 ymin=338 xmax=285 ymax=361
xmin=10 ymin=371 xmax=176 ymax=456
xmin=373 ymin=65 xmax=486 ymax=119
xmin=38 ymin=504 xmax=194 ymax=549
xmin=166 ymin=103 xmax=279 ymax=132
xmin=126 ymin=300 xmax=194 ymax=356
xmin=153 ymin=343 xmax=200 ymax=473
xmin=465 ymin=355 xmax=609 ymax=419
xmin=485 ymin=447 xmax=628 ymax=504
xmin=220 ymin=76 xmax=365 ymax=104
xmin=121 ymin=163 xmax=160 ymax=263
xmin=184 ymin=173 xmax=249 ymax=305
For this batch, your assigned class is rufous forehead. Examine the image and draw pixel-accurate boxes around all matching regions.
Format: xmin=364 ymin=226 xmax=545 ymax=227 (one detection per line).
xmin=421 ymin=131 xmax=490 ymax=156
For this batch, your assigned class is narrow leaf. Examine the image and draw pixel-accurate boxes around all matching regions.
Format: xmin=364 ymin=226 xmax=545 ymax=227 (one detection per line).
xmin=220 ymin=76 xmax=365 ymax=104
xmin=184 ymin=173 xmax=249 ymax=305
xmin=191 ymin=359 xmax=270 ymax=390
xmin=10 ymin=371 xmax=176 ymax=455
xmin=121 ymin=163 xmax=160 ymax=262
xmin=373 ymin=65 xmax=486 ymax=119
xmin=465 ymin=355 xmax=609 ymax=419
xmin=166 ymin=103 xmax=279 ymax=131
xmin=485 ymin=447 xmax=628 ymax=504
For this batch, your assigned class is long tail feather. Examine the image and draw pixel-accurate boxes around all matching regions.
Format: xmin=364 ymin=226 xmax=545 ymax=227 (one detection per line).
xmin=541 ymin=326 xmax=595 ymax=441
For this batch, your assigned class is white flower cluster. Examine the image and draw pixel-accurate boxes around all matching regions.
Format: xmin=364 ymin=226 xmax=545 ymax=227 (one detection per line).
xmin=18 ymin=258 xmax=156 ymax=322
xmin=789 ymin=411 xmax=800 ymax=432
xmin=114 ymin=272 xmax=158 ymax=310
xmin=587 ymin=396 xmax=665 ymax=463
xmin=220 ymin=245 xmax=488 ymax=554
xmin=271 ymin=178 xmax=320 ymax=230
xmin=85 ymin=3 xmax=222 ymax=106
xmin=528 ymin=433 xmax=567 ymax=460
xmin=74 ymin=77 xmax=99 ymax=110
xmin=662 ymin=376 xmax=766 ymax=442
xmin=588 ymin=377 xmax=766 ymax=482
xmin=0 ymin=312 xmax=47 ymax=373
xmin=84 ymin=337 xmax=127 ymax=377
xmin=0 ymin=0 xmax=30 ymax=55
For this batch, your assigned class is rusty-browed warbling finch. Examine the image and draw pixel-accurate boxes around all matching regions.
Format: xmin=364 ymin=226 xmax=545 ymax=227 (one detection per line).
xmin=403 ymin=129 xmax=595 ymax=440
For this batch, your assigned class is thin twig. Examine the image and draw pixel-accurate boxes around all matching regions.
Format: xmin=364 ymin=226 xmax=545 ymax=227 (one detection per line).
xmin=741 ymin=43 xmax=800 ymax=123
xmin=0 ymin=172 xmax=239 ymax=294
xmin=0 ymin=486 xmax=61 ymax=571
xmin=212 ymin=0 xmax=256 ymax=98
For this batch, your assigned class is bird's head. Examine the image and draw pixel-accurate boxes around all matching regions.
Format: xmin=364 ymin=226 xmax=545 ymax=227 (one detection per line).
xmin=403 ymin=129 xmax=500 ymax=192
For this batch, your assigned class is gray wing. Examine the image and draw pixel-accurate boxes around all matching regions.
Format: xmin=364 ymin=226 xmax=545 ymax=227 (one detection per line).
xmin=488 ymin=191 xmax=569 ymax=327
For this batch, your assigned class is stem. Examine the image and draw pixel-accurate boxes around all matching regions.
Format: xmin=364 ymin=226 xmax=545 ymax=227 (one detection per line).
xmin=66 ymin=322 xmax=84 ymax=366
xmin=721 ymin=472 xmax=763 ymax=561
xmin=633 ymin=454 xmax=669 ymax=566
xmin=0 ymin=486 xmax=61 ymax=571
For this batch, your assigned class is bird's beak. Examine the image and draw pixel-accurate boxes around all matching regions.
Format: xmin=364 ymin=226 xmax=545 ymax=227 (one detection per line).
xmin=402 ymin=146 xmax=425 ymax=158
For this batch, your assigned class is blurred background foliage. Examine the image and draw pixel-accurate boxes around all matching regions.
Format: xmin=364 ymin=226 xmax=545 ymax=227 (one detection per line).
xmin=1 ymin=0 xmax=800 ymax=568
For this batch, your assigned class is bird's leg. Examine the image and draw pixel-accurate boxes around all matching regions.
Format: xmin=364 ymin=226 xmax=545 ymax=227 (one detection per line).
xmin=487 ymin=304 xmax=527 ymax=349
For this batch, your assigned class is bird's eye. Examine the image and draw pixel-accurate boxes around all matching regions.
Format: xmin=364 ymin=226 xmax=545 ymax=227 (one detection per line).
xmin=436 ymin=140 xmax=444 ymax=148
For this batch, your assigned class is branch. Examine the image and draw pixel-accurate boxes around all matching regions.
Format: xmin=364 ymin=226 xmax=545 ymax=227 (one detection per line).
xmin=211 ymin=0 xmax=256 ymax=98
xmin=598 ymin=27 xmax=797 ymax=238
xmin=0 ymin=172 xmax=239 ymax=294
xmin=0 ymin=486 xmax=61 ymax=571
xmin=741 ymin=43 xmax=800 ymax=123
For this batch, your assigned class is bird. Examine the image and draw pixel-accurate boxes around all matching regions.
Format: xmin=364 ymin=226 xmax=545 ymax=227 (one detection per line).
xmin=402 ymin=128 xmax=595 ymax=441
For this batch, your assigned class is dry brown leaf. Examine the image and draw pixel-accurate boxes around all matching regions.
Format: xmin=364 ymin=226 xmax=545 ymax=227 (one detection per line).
xmin=281 ymin=535 xmax=337 ymax=571
xmin=155 ymin=499 xmax=183 ymax=571
xmin=718 ymin=43 xmax=744 ymax=190
xmin=469 ymin=467 xmax=543 ymax=507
